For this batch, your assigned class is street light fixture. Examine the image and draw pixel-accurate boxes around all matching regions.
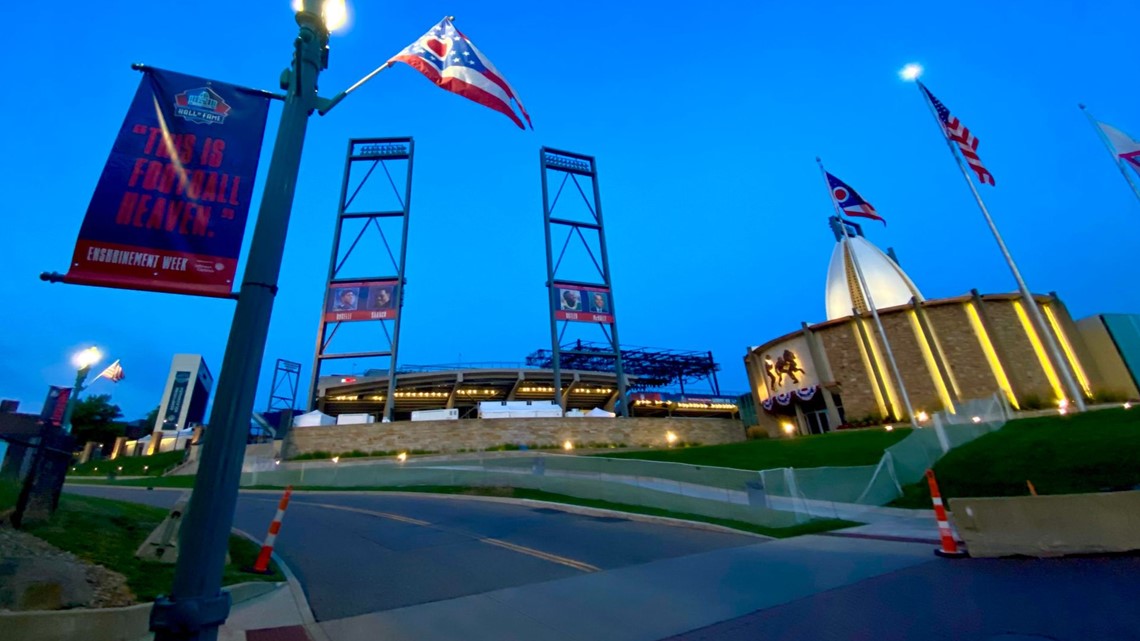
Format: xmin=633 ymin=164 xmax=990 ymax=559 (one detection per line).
xmin=73 ymin=346 xmax=102 ymax=369
xmin=61 ymin=346 xmax=102 ymax=435
xmin=151 ymin=2 xmax=341 ymax=639
xmin=292 ymin=0 xmax=348 ymax=30
xmin=899 ymin=63 xmax=923 ymax=81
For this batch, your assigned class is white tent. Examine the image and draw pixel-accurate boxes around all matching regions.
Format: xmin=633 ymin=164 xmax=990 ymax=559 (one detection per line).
xmin=294 ymin=410 xmax=336 ymax=427
xmin=586 ymin=407 xmax=616 ymax=418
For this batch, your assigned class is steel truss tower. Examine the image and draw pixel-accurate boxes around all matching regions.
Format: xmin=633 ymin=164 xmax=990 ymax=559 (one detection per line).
xmin=540 ymin=147 xmax=628 ymax=416
xmin=309 ymin=137 xmax=414 ymax=421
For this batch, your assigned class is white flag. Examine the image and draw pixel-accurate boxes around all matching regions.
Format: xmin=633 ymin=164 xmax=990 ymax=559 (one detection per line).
xmin=1096 ymin=120 xmax=1140 ymax=171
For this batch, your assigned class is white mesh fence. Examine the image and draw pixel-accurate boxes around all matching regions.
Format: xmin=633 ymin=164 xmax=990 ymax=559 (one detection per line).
xmin=242 ymin=393 xmax=1010 ymax=527
xmin=757 ymin=393 xmax=1010 ymax=519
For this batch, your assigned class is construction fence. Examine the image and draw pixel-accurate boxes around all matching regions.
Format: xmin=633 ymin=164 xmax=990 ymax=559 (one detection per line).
xmin=242 ymin=394 xmax=1011 ymax=528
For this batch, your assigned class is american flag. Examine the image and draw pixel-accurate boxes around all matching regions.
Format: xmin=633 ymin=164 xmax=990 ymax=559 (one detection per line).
xmin=96 ymin=360 xmax=125 ymax=383
xmin=920 ymin=82 xmax=995 ymax=186
xmin=825 ymin=171 xmax=886 ymax=225
xmin=389 ymin=17 xmax=531 ymax=129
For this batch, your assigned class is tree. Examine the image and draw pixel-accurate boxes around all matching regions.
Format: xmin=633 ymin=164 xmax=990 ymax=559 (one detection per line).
xmin=143 ymin=405 xmax=160 ymax=430
xmin=71 ymin=394 xmax=125 ymax=447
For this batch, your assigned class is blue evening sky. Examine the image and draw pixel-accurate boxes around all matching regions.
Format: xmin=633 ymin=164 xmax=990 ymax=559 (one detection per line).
xmin=3 ymin=0 xmax=1138 ymax=419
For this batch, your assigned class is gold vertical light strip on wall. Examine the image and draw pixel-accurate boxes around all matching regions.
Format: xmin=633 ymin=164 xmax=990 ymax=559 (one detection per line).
xmin=908 ymin=311 xmax=956 ymax=414
xmin=927 ymin=325 xmax=963 ymax=398
xmin=965 ymin=302 xmax=1020 ymax=409
xmin=1012 ymin=299 xmax=1066 ymax=403
xmin=1042 ymin=304 xmax=1092 ymax=398
xmin=851 ymin=320 xmax=890 ymax=418
xmin=858 ymin=316 xmax=902 ymax=419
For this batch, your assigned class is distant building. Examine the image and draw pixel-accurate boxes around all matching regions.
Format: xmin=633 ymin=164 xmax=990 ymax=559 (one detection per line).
xmin=154 ymin=355 xmax=213 ymax=432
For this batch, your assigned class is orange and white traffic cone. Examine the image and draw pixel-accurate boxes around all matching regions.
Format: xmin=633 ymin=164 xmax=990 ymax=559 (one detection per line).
xmin=250 ymin=485 xmax=293 ymax=574
xmin=925 ymin=469 xmax=967 ymax=558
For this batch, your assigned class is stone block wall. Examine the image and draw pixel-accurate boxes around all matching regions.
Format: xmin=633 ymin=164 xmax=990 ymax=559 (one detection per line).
xmin=981 ymin=299 xmax=1059 ymax=404
xmin=874 ymin=309 xmax=944 ymax=416
xmin=283 ymin=417 xmax=745 ymax=458
xmin=816 ymin=322 xmax=880 ymax=420
xmin=923 ymin=303 xmax=999 ymax=401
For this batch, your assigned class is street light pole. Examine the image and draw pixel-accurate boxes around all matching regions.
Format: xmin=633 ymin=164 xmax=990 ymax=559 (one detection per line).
xmin=150 ymin=3 xmax=329 ymax=640
xmin=59 ymin=364 xmax=93 ymax=436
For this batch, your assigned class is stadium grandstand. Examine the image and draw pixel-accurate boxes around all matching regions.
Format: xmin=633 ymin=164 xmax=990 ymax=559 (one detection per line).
xmin=315 ymin=341 xmax=740 ymax=420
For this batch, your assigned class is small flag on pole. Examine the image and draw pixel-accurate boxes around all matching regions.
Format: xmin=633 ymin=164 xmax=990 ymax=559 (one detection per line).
xmin=919 ymin=82 xmax=995 ymax=186
xmin=389 ymin=17 xmax=532 ymax=129
xmin=96 ymin=360 xmax=125 ymax=383
xmin=825 ymin=172 xmax=886 ymax=225
xmin=1093 ymin=120 xmax=1140 ymax=173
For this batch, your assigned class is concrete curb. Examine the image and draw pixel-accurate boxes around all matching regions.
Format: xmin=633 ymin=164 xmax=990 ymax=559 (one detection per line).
xmin=251 ymin=488 xmax=775 ymax=540
xmin=229 ymin=528 xmax=331 ymax=641
xmin=0 ymin=581 xmax=282 ymax=641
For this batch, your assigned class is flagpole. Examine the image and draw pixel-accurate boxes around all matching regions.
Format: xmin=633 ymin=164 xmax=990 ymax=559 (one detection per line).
xmin=815 ymin=158 xmax=918 ymax=428
xmin=914 ymin=82 xmax=1086 ymax=412
xmin=318 ymin=62 xmax=392 ymax=115
xmin=1079 ymin=104 xmax=1140 ymax=205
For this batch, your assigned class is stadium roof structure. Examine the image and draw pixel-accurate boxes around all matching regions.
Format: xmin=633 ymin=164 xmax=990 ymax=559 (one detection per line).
xmin=526 ymin=341 xmax=721 ymax=394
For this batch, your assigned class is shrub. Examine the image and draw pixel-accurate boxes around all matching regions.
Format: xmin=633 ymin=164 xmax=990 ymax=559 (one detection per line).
xmin=1020 ymin=394 xmax=1047 ymax=410
xmin=1092 ymin=389 xmax=1129 ymax=404
xmin=746 ymin=425 xmax=770 ymax=439
xmin=291 ymin=450 xmax=333 ymax=461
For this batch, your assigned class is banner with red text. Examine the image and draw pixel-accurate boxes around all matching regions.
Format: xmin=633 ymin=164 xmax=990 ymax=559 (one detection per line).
xmin=64 ymin=68 xmax=270 ymax=297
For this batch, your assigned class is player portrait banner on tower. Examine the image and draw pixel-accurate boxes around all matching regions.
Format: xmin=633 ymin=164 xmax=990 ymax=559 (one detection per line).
xmin=63 ymin=68 xmax=271 ymax=297
xmin=553 ymin=283 xmax=614 ymax=324
xmin=324 ymin=280 xmax=399 ymax=322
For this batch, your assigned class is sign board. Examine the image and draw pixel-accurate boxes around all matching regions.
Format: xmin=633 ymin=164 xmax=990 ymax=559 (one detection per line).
xmin=324 ymin=280 xmax=399 ymax=322
xmin=553 ymin=283 xmax=613 ymax=324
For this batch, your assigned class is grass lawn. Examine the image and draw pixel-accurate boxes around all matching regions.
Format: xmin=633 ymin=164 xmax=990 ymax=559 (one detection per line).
xmin=892 ymin=407 xmax=1140 ymax=508
xmin=0 ymin=478 xmax=20 ymax=512
xmin=69 ymin=450 xmax=186 ymax=477
xmin=247 ymin=484 xmax=857 ymax=538
xmin=76 ymin=476 xmax=856 ymax=538
xmin=27 ymin=493 xmax=281 ymax=601
xmin=595 ymin=428 xmax=912 ymax=470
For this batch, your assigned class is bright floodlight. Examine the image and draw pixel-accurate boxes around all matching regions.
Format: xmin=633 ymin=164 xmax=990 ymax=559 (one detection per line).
xmin=293 ymin=0 xmax=348 ymax=31
xmin=73 ymin=346 xmax=102 ymax=369
xmin=900 ymin=63 xmax=923 ymax=81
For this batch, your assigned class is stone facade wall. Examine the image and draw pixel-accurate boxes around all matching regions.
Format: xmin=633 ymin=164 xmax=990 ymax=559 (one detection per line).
xmin=922 ymin=303 xmax=1000 ymax=401
xmin=815 ymin=322 xmax=880 ymax=420
xmin=283 ymin=417 xmax=745 ymax=458
xmin=873 ymin=309 xmax=945 ymax=416
xmin=981 ymin=299 xmax=1058 ymax=403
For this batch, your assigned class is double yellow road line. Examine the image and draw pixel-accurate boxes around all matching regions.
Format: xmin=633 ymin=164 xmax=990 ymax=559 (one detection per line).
xmin=286 ymin=499 xmax=600 ymax=573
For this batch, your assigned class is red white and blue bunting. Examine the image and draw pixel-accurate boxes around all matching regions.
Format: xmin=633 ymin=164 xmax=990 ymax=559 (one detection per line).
xmin=761 ymin=385 xmax=819 ymax=411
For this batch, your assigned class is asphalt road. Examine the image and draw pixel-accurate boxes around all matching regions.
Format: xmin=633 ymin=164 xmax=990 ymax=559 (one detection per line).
xmin=65 ymin=485 xmax=759 ymax=621
xmin=662 ymin=551 xmax=1140 ymax=641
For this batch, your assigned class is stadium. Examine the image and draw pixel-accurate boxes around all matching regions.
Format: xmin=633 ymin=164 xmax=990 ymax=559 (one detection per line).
xmin=314 ymin=341 xmax=739 ymax=421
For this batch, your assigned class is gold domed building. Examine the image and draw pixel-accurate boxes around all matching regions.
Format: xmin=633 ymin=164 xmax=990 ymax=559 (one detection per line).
xmin=744 ymin=222 xmax=1133 ymax=435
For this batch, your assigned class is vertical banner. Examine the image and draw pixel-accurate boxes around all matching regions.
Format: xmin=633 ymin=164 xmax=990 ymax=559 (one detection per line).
xmin=553 ymin=283 xmax=614 ymax=323
xmin=323 ymin=280 xmax=400 ymax=322
xmin=39 ymin=386 xmax=72 ymax=428
xmin=164 ymin=371 xmax=191 ymax=427
xmin=64 ymin=68 xmax=271 ymax=297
